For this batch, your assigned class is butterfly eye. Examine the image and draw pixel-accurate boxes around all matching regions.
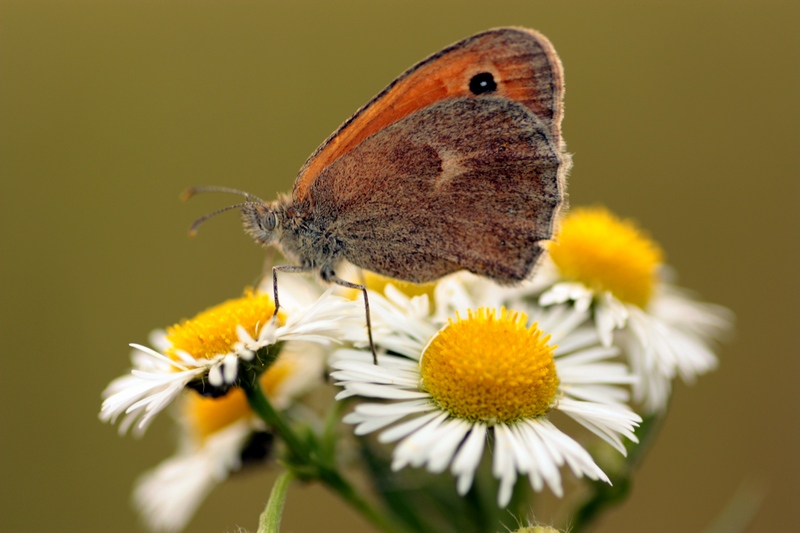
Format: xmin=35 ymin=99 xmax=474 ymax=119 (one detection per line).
xmin=264 ymin=211 xmax=277 ymax=231
xmin=469 ymin=72 xmax=497 ymax=95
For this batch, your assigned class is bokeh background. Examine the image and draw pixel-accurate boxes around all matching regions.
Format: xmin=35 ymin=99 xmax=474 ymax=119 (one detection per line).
xmin=1 ymin=2 xmax=798 ymax=532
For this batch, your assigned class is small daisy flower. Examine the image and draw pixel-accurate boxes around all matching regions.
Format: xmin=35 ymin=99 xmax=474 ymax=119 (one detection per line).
xmin=537 ymin=206 xmax=733 ymax=412
xmin=331 ymin=290 xmax=641 ymax=507
xmin=100 ymin=287 xmax=358 ymax=436
xmin=133 ymin=341 xmax=324 ymax=533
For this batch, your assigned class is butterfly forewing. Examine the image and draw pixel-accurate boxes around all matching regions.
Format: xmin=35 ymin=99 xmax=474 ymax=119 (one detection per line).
xmin=292 ymin=27 xmax=565 ymax=204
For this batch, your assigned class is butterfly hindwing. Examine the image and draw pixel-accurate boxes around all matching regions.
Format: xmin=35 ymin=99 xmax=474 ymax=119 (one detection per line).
xmin=306 ymin=97 xmax=566 ymax=283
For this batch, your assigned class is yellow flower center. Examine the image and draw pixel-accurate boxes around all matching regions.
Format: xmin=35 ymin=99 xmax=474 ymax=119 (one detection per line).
xmin=165 ymin=290 xmax=281 ymax=361
xmin=362 ymin=271 xmax=437 ymax=302
xmin=420 ymin=308 xmax=559 ymax=423
xmin=184 ymin=358 xmax=296 ymax=439
xmin=549 ymin=207 xmax=664 ymax=308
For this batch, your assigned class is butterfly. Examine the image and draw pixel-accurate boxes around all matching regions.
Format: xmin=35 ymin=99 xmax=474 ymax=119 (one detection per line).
xmin=186 ymin=27 xmax=569 ymax=363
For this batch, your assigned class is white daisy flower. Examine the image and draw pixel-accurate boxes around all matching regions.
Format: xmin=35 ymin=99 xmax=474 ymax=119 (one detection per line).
xmin=535 ymin=206 xmax=733 ymax=412
xmin=133 ymin=341 xmax=325 ymax=533
xmin=134 ymin=419 xmax=253 ymax=533
xmin=100 ymin=287 xmax=359 ymax=437
xmin=331 ymin=289 xmax=641 ymax=507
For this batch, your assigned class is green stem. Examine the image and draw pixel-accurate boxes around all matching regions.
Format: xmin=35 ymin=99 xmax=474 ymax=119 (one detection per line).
xmin=242 ymin=377 xmax=309 ymax=460
xmin=258 ymin=470 xmax=294 ymax=533
xmin=242 ymin=379 xmax=407 ymax=533
xmin=317 ymin=466 xmax=408 ymax=533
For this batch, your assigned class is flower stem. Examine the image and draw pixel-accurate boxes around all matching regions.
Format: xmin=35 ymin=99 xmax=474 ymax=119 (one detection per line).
xmin=258 ymin=470 xmax=294 ymax=533
xmin=242 ymin=379 xmax=407 ymax=533
xmin=317 ymin=466 xmax=408 ymax=533
xmin=242 ymin=377 xmax=308 ymax=458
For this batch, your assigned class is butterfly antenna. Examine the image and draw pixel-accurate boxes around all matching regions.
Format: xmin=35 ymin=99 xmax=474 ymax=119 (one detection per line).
xmin=188 ymin=202 xmax=260 ymax=236
xmin=181 ymin=185 xmax=266 ymax=204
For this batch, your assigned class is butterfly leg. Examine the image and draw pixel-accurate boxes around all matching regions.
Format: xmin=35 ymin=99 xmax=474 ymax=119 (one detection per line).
xmin=321 ymin=268 xmax=378 ymax=366
xmin=271 ymin=265 xmax=314 ymax=322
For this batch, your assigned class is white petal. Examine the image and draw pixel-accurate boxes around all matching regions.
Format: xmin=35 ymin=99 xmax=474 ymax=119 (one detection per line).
xmin=553 ymin=327 xmax=602 ymax=355
xmin=426 ymin=419 xmax=472 ymax=473
xmin=335 ymin=382 xmax=429 ymax=401
xmin=128 ymin=343 xmax=189 ymax=371
xmin=452 ymin=423 xmax=487 ymax=495
xmin=558 ymin=398 xmax=641 ymax=454
xmin=99 ymin=367 xmax=203 ymax=437
xmin=222 ymin=354 xmax=238 ymax=384
xmin=379 ymin=410 xmax=444 ymax=444
xmin=353 ymin=399 xmax=435 ymax=417
xmin=352 ymin=413 xmax=410 ymax=436
xmin=391 ymin=412 xmax=449 ymax=470
xmin=595 ymin=294 xmax=626 ymax=347
xmin=207 ymin=364 xmax=223 ymax=387
xmin=343 ymin=400 xmax=437 ymax=436
xmin=133 ymin=420 xmax=251 ymax=532
xmin=526 ymin=419 xmax=609 ymax=484
xmin=330 ymin=349 xmax=420 ymax=371
xmin=493 ymin=424 xmax=518 ymax=507
xmin=515 ymin=422 xmax=561 ymax=496
xmin=539 ymin=282 xmax=592 ymax=309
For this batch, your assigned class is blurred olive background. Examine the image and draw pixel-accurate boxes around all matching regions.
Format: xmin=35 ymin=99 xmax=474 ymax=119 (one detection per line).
xmin=1 ymin=1 xmax=798 ymax=532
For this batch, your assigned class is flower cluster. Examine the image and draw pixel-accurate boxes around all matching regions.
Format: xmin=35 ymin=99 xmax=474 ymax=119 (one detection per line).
xmin=100 ymin=280 xmax=359 ymax=531
xmin=99 ymin=206 xmax=731 ymax=532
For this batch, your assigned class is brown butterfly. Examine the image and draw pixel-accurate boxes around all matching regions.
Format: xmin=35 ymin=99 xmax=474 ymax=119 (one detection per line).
xmin=186 ymin=27 xmax=570 ymax=363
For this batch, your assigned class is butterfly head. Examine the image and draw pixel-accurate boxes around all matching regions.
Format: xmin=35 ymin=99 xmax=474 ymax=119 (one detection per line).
xmin=183 ymin=186 xmax=284 ymax=247
xmin=241 ymin=201 xmax=282 ymax=247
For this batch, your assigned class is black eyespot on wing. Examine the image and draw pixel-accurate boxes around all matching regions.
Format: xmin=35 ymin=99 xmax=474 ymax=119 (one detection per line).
xmin=469 ymin=72 xmax=497 ymax=95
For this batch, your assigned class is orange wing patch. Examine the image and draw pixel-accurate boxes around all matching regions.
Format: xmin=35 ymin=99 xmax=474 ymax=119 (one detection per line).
xmin=293 ymin=27 xmax=564 ymax=203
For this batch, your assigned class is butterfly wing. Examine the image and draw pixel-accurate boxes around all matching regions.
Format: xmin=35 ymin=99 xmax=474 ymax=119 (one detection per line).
xmin=291 ymin=27 xmax=568 ymax=284
xmin=308 ymin=96 xmax=566 ymax=283
xmin=293 ymin=27 xmax=565 ymax=203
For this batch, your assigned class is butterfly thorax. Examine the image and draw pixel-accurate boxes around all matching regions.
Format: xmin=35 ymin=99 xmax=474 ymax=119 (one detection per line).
xmin=268 ymin=196 xmax=345 ymax=273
